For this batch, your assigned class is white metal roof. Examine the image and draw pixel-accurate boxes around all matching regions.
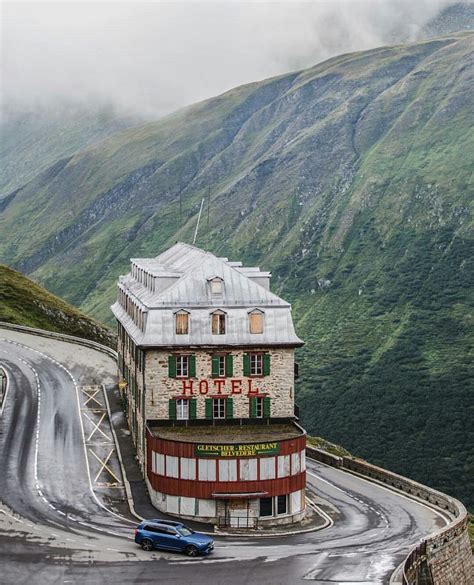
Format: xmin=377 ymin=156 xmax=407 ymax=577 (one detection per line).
xmin=111 ymin=242 xmax=303 ymax=348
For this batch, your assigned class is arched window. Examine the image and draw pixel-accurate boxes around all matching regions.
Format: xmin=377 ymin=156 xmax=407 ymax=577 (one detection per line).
xmin=211 ymin=310 xmax=226 ymax=335
xmin=175 ymin=310 xmax=189 ymax=335
xmin=249 ymin=309 xmax=264 ymax=334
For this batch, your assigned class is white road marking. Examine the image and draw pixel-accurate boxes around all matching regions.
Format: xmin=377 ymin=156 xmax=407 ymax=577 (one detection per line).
xmin=307 ymin=469 xmax=390 ymax=528
xmin=307 ymin=461 xmax=450 ymax=526
xmin=1 ymin=338 xmax=135 ymax=531
xmin=0 ymin=362 xmax=11 ymax=415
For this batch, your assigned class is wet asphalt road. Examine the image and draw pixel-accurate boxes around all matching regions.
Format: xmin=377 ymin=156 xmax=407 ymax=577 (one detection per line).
xmin=0 ymin=330 xmax=448 ymax=585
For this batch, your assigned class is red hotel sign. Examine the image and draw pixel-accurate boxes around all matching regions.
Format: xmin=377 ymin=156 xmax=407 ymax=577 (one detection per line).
xmin=178 ymin=378 xmax=263 ymax=396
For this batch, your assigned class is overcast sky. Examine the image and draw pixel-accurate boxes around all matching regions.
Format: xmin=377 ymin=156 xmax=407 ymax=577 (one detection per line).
xmin=2 ymin=0 xmax=457 ymax=118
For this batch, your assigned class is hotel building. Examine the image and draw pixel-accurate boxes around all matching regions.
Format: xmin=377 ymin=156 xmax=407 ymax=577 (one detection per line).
xmin=112 ymin=243 xmax=306 ymax=527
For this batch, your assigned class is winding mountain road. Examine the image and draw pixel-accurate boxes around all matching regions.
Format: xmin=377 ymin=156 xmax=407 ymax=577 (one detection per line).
xmin=0 ymin=330 xmax=447 ymax=584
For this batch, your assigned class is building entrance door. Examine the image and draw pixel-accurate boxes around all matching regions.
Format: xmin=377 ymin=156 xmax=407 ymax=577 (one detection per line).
xmin=227 ymin=499 xmax=256 ymax=528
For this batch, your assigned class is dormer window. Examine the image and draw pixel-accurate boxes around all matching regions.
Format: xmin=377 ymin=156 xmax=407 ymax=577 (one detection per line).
xmin=175 ymin=310 xmax=189 ymax=335
xmin=249 ymin=309 xmax=264 ymax=334
xmin=209 ymin=277 xmax=223 ymax=295
xmin=211 ymin=310 xmax=226 ymax=335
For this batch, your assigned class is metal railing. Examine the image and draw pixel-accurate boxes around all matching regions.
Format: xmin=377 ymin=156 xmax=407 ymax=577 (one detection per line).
xmin=218 ymin=516 xmax=257 ymax=529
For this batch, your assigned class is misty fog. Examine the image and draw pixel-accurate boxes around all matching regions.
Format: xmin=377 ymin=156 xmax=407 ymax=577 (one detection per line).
xmin=1 ymin=1 xmax=461 ymax=119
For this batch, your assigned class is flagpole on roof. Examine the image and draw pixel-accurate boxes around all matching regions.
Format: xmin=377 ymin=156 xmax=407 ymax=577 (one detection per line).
xmin=193 ymin=198 xmax=205 ymax=245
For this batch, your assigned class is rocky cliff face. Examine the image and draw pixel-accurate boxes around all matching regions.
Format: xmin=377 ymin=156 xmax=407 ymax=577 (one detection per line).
xmin=0 ymin=33 xmax=472 ymax=509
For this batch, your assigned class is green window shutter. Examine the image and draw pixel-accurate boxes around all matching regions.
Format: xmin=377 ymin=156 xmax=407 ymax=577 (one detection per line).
xmin=205 ymin=398 xmax=213 ymax=420
xmin=263 ymin=397 xmax=271 ymax=418
xmin=226 ymin=398 xmax=233 ymax=419
xmin=263 ymin=353 xmax=271 ymax=376
xmin=168 ymin=355 xmax=176 ymax=378
xmin=250 ymin=397 xmax=257 ymax=418
xmin=190 ymin=398 xmax=197 ymax=420
xmin=243 ymin=353 xmax=250 ymax=376
xmin=211 ymin=355 xmax=220 ymax=377
xmin=225 ymin=354 xmax=233 ymax=377
xmin=189 ymin=355 xmax=196 ymax=377
xmin=169 ymin=399 xmax=177 ymax=420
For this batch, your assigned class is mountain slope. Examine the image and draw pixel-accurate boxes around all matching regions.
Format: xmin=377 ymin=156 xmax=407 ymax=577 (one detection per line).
xmin=0 ymin=34 xmax=472 ymax=507
xmin=422 ymin=2 xmax=474 ymax=38
xmin=0 ymin=106 xmax=139 ymax=199
xmin=0 ymin=265 xmax=115 ymax=347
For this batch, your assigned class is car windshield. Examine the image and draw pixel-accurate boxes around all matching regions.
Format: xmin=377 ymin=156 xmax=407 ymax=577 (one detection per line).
xmin=177 ymin=527 xmax=194 ymax=536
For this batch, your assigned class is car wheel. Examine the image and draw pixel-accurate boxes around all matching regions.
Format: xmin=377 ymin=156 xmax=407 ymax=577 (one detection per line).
xmin=141 ymin=539 xmax=154 ymax=552
xmin=185 ymin=545 xmax=199 ymax=557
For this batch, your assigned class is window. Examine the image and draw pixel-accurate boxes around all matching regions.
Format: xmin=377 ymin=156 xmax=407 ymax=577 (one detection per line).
xmin=198 ymin=459 xmax=216 ymax=481
xmin=169 ymin=355 xmax=195 ymax=378
xmin=211 ymin=311 xmax=226 ymax=335
xmin=244 ymin=353 xmax=270 ymax=377
xmin=156 ymin=453 xmax=165 ymax=475
xmin=209 ymin=277 xmax=223 ymax=295
xmin=259 ymin=495 xmax=289 ymax=518
xmin=277 ymin=495 xmax=288 ymax=515
xmin=239 ymin=458 xmax=258 ymax=481
xmin=249 ymin=310 xmax=264 ymax=334
xmin=260 ymin=457 xmax=276 ymax=480
xmin=250 ymin=396 xmax=269 ymax=418
xmin=165 ymin=455 xmax=179 ymax=478
xmin=176 ymin=399 xmax=189 ymax=420
xmin=170 ymin=398 xmax=196 ymax=420
xmin=175 ymin=311 xmax=189 ymax=335
xmin=291 ymin=452 xmax=301 ymax=475
xmin=180 ymin=458 xmax=196 ymax=480
xmin=277 ymin=455 xmax=291 ymax=478
xmin=217 ymin=355 xmax=226 ymax=377
xmin=176 ymin=355 xmax=189 ymax=378
xmin=255 ymin=396 xmax=264 ymax=418
xmin=250 ymin=353 xmax=263 ymax=376
xmin=259 ymin=497 xmax=273 ymax=517
xmin=211 ymin=354 xmax=233 ymax=377
xmin=205 ymin=398 xmax=233 ymax=419
xmin=144 ymin=525 xmax=162 ymax=533
xmin=218 ymin=459 xmax=237 ymax=482
xmin=213 ymin=398 xmax=226 ymax=419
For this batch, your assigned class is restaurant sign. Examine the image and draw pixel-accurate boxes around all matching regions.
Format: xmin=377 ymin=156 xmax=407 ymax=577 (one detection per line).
xmin=195 ymin=442 xmax=279 ymax=458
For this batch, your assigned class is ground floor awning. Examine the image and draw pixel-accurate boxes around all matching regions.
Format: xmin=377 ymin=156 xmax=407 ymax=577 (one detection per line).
xmin=212 ymin=492 xmax=268 ymax=499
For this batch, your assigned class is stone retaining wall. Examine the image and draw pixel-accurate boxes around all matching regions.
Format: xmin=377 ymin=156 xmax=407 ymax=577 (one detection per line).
xmin=306 ymin=447 xmax=473 ymax=585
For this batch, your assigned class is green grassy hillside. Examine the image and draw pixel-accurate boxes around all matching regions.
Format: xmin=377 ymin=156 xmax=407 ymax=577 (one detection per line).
xmin=0 ymin=265 xmax=115 ymax=348
xmin=0 ymin=34 xmax=472 ymax=508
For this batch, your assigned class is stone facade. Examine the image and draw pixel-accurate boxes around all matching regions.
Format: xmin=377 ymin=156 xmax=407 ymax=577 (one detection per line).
xmin=144 ymin=347 xmax=295 ymax=420
xmin=118 ymin=335 xmax=297 ymax=467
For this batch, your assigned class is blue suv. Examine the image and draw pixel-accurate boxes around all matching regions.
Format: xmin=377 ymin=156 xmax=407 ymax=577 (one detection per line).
xmin=135 ymin=520 xmax=214 ymax=557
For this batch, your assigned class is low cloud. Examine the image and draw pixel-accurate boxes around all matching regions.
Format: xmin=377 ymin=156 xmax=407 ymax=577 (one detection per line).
xmin=1 ymin=1 xmax=458 ymax=118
